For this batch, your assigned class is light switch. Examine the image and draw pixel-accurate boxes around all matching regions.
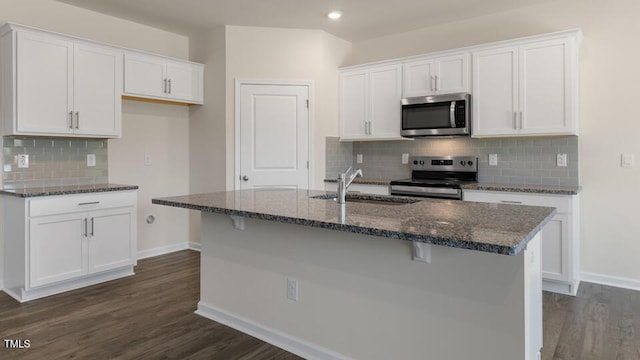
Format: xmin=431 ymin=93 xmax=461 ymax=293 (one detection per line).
xmin=356 ymin=154 xmax=363 ymax=164
xmin=622 ymin=153 xmax=635 ymax=168
xmin=144 ymin=154 xmax=152 ymax=166
xmin=489 ymin=154 xmax=498 ymax=166
xmin=17 ymin=154 xmax=29 ymax=168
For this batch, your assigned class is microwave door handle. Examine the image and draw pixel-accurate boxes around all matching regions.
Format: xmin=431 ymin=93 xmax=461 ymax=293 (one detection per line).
xmin=449 ymin=101 xmax=456 ymax=128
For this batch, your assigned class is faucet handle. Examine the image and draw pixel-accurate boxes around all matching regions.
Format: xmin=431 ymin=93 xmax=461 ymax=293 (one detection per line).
xmin=343 ymin=166 xmax=353 ymax=175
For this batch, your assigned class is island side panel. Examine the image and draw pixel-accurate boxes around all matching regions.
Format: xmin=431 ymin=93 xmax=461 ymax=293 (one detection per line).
xmin=197 ymin=212 xmax=539 ymax=360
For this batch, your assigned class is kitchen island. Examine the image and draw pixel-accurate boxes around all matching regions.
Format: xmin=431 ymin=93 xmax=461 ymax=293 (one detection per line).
xmin=153 ymin=189 xmax=556 ymax=360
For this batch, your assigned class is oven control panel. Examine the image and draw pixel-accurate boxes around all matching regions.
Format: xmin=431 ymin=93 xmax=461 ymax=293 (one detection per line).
xmin=410 ymin=156 xmax=477 ymax=172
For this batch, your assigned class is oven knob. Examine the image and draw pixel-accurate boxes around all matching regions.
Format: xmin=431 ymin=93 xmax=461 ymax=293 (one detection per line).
xmin=419 ymin=161 xmax=425 ymax=165
xmin=467 ymin=160 xmax=474 ymax=166
xmin=460 ymin=161 xmax=465 ymax=166
xmin=413 ymin=160 xmax=418 ymax=165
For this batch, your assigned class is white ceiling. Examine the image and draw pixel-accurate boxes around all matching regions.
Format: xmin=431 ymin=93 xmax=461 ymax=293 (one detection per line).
xmin=56 ymin=0 xmax=555 ymax=42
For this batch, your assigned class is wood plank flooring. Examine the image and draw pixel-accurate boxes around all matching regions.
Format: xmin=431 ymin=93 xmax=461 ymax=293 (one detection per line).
xmin=0 ymin=250 xmax=301 ymax=360
xmin=1 ymin=249 xmax=639 ymax=359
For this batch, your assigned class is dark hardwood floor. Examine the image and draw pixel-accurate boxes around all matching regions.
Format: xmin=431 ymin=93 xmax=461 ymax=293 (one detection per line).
xmin=0 ymin=250 xmax=301 ymax=360
xmin=1 ymin=250 xmax=639 ymax=359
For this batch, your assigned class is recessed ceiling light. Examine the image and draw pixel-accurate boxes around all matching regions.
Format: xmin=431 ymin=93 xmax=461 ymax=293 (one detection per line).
xmin=327 ymin=11 xmax=342 ymax=20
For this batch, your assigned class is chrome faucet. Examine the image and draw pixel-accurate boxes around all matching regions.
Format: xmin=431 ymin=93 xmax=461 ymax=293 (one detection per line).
xmin=337 ymin=166 xmax=363 ymax=204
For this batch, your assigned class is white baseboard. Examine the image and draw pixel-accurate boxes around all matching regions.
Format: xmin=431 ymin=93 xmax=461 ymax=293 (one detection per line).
xmin=581 ymin=272 xmax=640 ymax=292
xmin=188 ymin=241 xmax=201 ymax=252
xmin=137 ymin=242 xmax=190 ymax=259
xmin=196 ymin=302 xmax=351 ymax=360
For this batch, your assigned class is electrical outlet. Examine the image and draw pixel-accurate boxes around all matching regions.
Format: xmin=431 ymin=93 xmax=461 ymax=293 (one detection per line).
xmin=402 ymin=153 xmax=409 ymax=164
xmin=556 ymin=153 xmax=567 ymax=167
xmin=488 ymin=154 xmax=498 ymax=166
xmin=622 ymin=153 xmax=635 ymax=168
xmin=144 ymin=154 xmax=152 ymax=166
xmin=356 ymin=154 xmax=363 ymax=164
xmin=17 ymin=154 xmax=29 ymax=168
xmin=286 ymin=278 xmax=298 ymax=301
xmin=86 ymin=154 xmax=96 ymax=167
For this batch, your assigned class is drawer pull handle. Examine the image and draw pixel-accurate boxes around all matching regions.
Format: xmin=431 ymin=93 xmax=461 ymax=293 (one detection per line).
xmin=501 ymin=200 xmax=523 ymax=204
xmin=84 ymin=218 xmax=88 ymax=237
xmin=78 ymin=201 xmax=100 ymax=206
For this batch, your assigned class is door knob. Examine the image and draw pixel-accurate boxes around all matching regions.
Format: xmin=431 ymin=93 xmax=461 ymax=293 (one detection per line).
xmin=242 ymin=175 xmax=249 ymax=181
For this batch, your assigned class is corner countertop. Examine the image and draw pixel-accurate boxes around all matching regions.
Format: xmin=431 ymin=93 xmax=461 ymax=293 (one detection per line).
xmin=0 ymin=183 xmax=139 ymax=198
xmin=152 ymin=189 xmax=556 ymax=256
xmin=324 ymin=178 xmax=581 ymax=195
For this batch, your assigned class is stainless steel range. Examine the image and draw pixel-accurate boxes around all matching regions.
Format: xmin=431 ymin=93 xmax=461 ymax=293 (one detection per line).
xmin=390 ymin=156 xmax=478 ymax=200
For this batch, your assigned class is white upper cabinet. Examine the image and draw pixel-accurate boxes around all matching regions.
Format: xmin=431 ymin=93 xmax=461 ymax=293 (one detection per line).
xmin=403 ymin=53 xmax=469 ymax=97
xmin=1 ymin=24 xmax=123 ymax=138
xmin=472 ymin=34 xmax=579 ymax=137
xmin=124 ymin=52 xmax=204 ymax=104
xmin=340 ymin=64 xmax=402 ymax=141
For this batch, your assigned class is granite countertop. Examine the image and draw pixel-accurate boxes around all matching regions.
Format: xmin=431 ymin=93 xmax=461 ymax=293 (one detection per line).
xmin=461 ymin=183 xmax=581 ymax=195
xmin=0 ymin=183 xmax=139 ymax=198
xmin=323 ymin=178 xmax=580 ymax=195
xmin=324 ymin=178 xmax=392 ymax=186
xmin=152 ymin=189 xmax=556 ymax=256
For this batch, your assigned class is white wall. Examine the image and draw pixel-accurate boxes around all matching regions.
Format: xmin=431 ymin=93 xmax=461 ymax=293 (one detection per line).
xmin=0 ymin=0 xmax=192 ymax=260
xmin=347 ymin=0 xmax=640 ymax=285
xmin=224 ymin=26 xmax=352 ymax=190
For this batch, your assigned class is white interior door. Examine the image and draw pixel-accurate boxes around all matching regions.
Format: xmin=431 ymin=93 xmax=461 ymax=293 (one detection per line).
xmin=238 ymin=83 xmax=309 ymax=190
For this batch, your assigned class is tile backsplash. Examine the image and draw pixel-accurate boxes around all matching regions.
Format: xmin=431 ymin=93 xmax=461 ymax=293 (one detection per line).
xmin=326 ymin=136 xmax=579 ymax=186
xmin=2 ymin=136 xmax=109 ymax=189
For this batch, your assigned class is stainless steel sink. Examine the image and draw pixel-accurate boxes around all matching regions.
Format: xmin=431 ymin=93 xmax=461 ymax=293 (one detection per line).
xmin=311 ymin=193 xmax=419 ymax=206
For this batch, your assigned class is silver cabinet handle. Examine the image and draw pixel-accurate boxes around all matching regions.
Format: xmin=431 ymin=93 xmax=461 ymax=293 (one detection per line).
xmin=78 ymin=201 xmax=100 ymax=206
xmin=90 ymin=217 xmax=95 ymax=236
xmin=74 ymin=112 xmax=79 ymax=129
xmin=364 ymin=121 xmax=368 ymax=135
xmin=168 ymin=79 xmax=172 ymax=94
xmin=501 ymin=200 xmax=523 ymax=204
xmin=368 ymin=121 xmax=373 ymax=135
xmin=163 ymin=78 xmax=167 ymax=93
xmin=430 ymin=75 xmax=434 ymax=91
xmin=69 ymin=111 xmax=74 ymax=129
xmin=84 ymin=218 xmax=88 ymax=237
xmin=435 ymin=75 xmax=439 ymax=91
xmin=242 ymin=175 xmax=249 ymax=181
xmin=513 ymin=112 xmax=517 ymax=129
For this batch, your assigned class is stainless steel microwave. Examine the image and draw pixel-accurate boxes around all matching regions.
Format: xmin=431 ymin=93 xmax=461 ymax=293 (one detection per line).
xmin=401 ymin=93 xmax=470 ymax=137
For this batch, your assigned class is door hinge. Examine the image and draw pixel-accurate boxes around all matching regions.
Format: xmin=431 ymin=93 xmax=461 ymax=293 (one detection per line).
xmin=306 ymin=161 xmax=309 ymax=169
xmin=305 ymin=99 xmax=309 ymax=108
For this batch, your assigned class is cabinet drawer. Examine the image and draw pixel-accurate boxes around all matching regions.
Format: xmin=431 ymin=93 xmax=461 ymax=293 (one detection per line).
xmin=29 ymin=191 xmax=137 ymax=217
xmin=463 ymin=190 xmax=571 ymax=213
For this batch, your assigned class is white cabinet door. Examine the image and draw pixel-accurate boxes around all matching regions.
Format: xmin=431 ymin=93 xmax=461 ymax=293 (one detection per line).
xmin=166 ymin=60 xmax=204 ymax=104
xmin=124 ymin=53 xmax=166 ymax=98
xmin=403 ymin=54 xmax=469 ymax=97
xmin=369 ymin=64 xmax=402 ymax=139
xmin=74 ymin=43 xmax=123 ymax=137
xmin=88 ymin=207 xmax=135 ymax=274
xmin=519 ymin=38 xmax=576 ymax=135
xmin=340 ymin=70 xmax=368 ymax=139
xmin=436 ymin=54 xmax=469 ymax=94
xmin=123 ymin=53 xmax=204 ymax=104
xmin=29 ymin=213 xmax=86 ymax=288
xmin=472 ymin=46 xmax=519 ymax=137
xmin=540 ymin=214 xmax=570 ymax=282
xmin=16 ymin=31 xmax=73 ymax=135
xmin=403 ymin=59 xmax=435 ymax=97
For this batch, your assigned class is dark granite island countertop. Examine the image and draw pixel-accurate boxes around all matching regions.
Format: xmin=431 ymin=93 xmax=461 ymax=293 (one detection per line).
xmin=0 ymin=183 xmax=139 ymax=198
xmin=153 ymin=188 xmax=555 ymax=255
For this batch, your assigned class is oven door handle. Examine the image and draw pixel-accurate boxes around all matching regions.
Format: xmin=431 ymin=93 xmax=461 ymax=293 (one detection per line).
xmin=390 ymin=185 xmax=461 ymax=198
xmin=449 ymin=101 xmax=457 ymax=128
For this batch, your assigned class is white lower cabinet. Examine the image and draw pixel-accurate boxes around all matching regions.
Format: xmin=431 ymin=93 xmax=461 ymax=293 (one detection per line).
xmin=324 ymin=182 xmax=390 ymax=195
xmin=463 ymin=190 xmax=580 ymax=295
xmin=2 ymin=191 xmax=137 ymax=302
